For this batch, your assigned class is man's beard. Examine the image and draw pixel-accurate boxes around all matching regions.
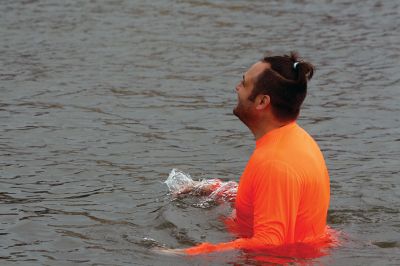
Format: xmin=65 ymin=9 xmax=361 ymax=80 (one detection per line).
xmin=233 ymin=103 xmax=254 ymax=128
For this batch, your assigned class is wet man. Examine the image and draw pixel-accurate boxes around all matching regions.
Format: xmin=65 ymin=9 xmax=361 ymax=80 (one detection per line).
xmin=158 ymin=52 xmax=331 ymax=255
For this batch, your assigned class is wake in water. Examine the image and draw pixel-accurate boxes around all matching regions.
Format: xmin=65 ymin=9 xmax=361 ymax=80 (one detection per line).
xmin=164 ymin=169 xmax=238 ymax=207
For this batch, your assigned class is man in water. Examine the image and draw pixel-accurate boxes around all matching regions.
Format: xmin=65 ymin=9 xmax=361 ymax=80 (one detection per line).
xmin=159 ymin=52 xmax=331 ymax=255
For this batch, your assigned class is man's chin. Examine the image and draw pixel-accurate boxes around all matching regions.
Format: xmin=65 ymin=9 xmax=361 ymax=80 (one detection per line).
xmin=233 ymin=108 xmax=246 ymax=124
xmin=233 ymin=107 xmax=240 ymax=118
xmin=233 ymin=107 xmax=253 ymax=128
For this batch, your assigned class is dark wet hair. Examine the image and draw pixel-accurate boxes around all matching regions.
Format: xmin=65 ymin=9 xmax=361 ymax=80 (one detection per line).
xmin=249 ymin=52 xmax=315 ymax=121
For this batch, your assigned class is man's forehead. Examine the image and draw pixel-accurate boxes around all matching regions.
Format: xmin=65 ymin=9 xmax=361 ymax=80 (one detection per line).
xmin=245 ymin=61 xmax=271 ymax=80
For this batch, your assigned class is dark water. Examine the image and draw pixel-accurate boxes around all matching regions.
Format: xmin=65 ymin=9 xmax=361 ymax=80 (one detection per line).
xmin=1 ymin=0 xmax=399 ymax=265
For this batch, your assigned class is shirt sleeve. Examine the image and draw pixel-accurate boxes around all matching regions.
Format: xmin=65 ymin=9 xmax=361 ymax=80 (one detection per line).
xmin=185 ymin=161 xmax=301 ymax=255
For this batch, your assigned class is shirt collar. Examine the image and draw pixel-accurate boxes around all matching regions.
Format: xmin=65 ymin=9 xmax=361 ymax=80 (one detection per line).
xmin=255 ymin=121 xmax=297 ymax=149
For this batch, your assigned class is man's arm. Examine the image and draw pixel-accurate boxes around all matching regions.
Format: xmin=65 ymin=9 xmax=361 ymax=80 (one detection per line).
xmin=175 ymin=179 xmax=238 ymax=205
xmin=184 ymin=161 xmax=301 ymax=254
xmin=175 ymin=179 xmax=223 ymax=196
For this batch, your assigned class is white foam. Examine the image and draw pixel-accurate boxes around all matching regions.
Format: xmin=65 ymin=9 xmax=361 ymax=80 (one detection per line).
xmin=164 ymin=168 xmax=195 ymax=193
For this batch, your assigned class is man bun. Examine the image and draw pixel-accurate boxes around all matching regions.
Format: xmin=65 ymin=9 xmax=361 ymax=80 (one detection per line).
xmin=249 ymin=52 xmax=315 ymax=121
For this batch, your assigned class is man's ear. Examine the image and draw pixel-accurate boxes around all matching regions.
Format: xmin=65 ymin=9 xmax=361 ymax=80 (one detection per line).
xmin=256 ymin=95 xmax=270 ymax=110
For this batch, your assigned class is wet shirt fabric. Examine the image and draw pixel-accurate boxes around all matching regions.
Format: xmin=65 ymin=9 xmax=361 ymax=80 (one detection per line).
xmin=185 ymin=122 xmax=331 ymax=255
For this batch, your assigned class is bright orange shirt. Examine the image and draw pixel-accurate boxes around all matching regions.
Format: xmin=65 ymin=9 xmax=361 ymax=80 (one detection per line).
xmin=185 ymin=122 xmax=330 ymax=255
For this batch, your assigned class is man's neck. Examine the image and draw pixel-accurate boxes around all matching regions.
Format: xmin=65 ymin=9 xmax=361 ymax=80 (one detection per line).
xmin=252 ymin=119 xmax=294 ymax=141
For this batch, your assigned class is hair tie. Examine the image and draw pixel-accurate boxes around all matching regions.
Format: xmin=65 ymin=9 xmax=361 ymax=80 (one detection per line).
xmin=293 ymin=62 xmax=300 ymax=69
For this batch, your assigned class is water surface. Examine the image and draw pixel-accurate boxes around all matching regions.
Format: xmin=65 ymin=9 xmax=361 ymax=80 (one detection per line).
xmin=1 ymin=0 xmax=399 ymax=265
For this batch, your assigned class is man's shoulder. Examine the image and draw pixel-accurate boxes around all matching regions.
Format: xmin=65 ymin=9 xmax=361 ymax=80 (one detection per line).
xmin=250 ymin=147 xmax=287 ymax=165
xmin=248 ymin=152 xmax=295 ymax=176
xmin=244 ymin=156 xmax=299 ymax=190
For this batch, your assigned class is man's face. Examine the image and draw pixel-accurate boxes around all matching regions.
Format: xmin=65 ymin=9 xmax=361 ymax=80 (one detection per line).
xmin=233 ymin=61 xmax=269 ymax=126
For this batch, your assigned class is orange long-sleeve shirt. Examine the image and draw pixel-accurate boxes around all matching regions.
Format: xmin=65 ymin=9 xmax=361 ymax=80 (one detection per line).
xmin=186 ymin=122 xmax=330 ymax=255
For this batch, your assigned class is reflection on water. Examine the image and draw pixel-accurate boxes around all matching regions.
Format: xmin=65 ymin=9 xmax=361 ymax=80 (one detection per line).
xmin=1 ymin=0 xmax=399 ymax=265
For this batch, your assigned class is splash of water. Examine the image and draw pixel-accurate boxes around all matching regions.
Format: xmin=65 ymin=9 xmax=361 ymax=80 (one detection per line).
xmin=164 ymin=168 xmax=195 ymax=194
xmin=164 ymin=169 xmax=238 ymax=207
